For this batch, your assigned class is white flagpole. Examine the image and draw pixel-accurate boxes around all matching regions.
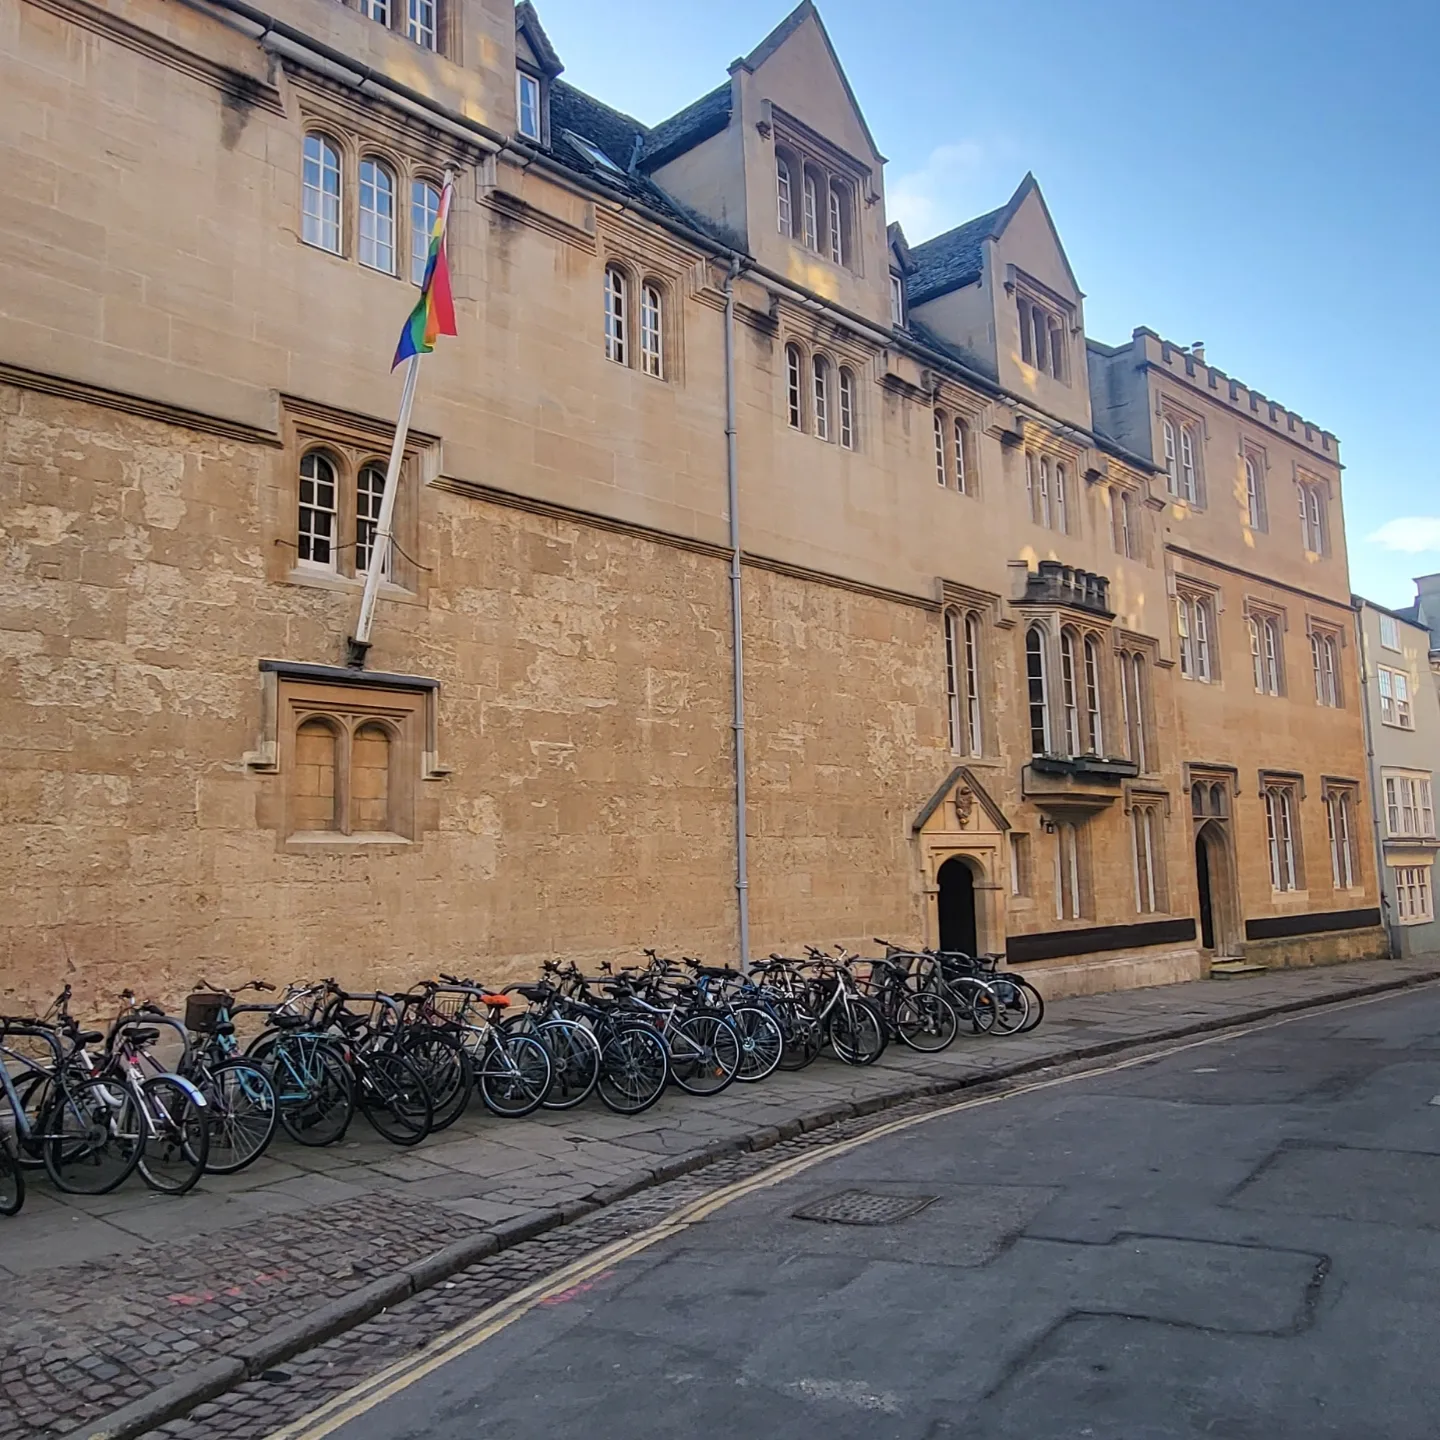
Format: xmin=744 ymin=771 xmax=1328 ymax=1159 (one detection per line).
xmin=347 ymin=171 xmax=454 ymax=668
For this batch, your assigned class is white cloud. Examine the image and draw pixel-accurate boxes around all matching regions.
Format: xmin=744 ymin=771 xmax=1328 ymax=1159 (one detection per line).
xmin=886 ymin=140 xmax=1000 ymax=239
xmin=1367 ymin=517 xmax=1440 ymax=554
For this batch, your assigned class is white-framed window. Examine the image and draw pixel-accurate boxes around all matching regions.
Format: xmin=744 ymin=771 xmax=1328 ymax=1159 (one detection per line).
xmin=640 ymin=283 xmax=664 ymax=379
xmin=1083 ymin=635 xmax=1103 ymax=754
xmin=517 ymin=70 xmax=542 ymax=141
xmin=827 ymin=184 xmax=846 ymax=265
xmin=1383 ymin=772 xmax=1435 ymax=838
xmin=1026 ymin=625 xmax=1051 ymax=756
xmin=943 ymin=609 xmax=984 ymax=758
xmin=813 ymin=355 xmax=831 ymax=441
xmin=1120 ymin=650 xmax=1150 ymax=772
xmin=1132 ymin=804 xmax=1162 ymax=913
xmin=889 ymin=272 xmax=905 ymax=327
xmin=603 ymin=266 xmax=628 ymax=365
xmin=776 ymin=154 xmax=794 ymax=237
xmin=802 ymin=170 xmax=819 ymax=250
xmin=409 ymin=179 xmax=440 ymax=286
xmin=1177 ymin=593 xmax=1214 ymax=683
xmin=944 ymin=611 xmax=963 ymax=754
xmin=1379 ymin=613 xmax=1402 ymax=651
xmin=953 ymin=417 xmax=969 ymax=496
xmin=1311 ymin=630 xmax=1340 ymax=707
xmin=964 ymin=612 xmax=982 ymax=758
xmin=838 ymin=368 xmax=856 ymax=450
xmin=1326 ymin=788 xmax=1357 ymax=890
xmin=406 ymin=0 xmax=436 ymax=49
xmin=1249 ymin=613 xmax=1283 ymax=695
xmin=1378 ymin=666 xmax=1413 ymax=728
xmin=1025 ymin=452 xmax=1051 ymax=528
xmin=354 ymin=462 xmax=388 ymax=578
xmin=1053 ymin=461 xmax=1068 ymax=534
xmin=1263 ymin=784 xmax=1300 ymax=892
xmin=1394 ymin=865 xmax=1435 ymax=924
xmin=1113 ymin=488 xmax=1136 ymax=559
xmin=1017 ymin=292 xmax=1067 ymax=382
xmin=1163 ymin=416 xmax=1201 ymax=502
xmin=785 ymin=344 xmax=803 ymax=430
xmin=1244 ymin=452 xmax=1267 ymax=530
xmin=358 ymin=158 xmax=397 ymax=274
xmin=297 ymin=451 xmax=338 ymax=570
xmin=302 ymin=133 xmax=342 ymax=254
xmin=1298 ymin=480 xmax=1327 ymax=554
xmin=1060 ymin=628 xmax=1081 ymax=755
xmin=361 ymin=0 xmax=390 ymax=21
xmin=1055 ymin=821 xmax=1084 ymax=919
xmin=934 ymin=410 xmax=948 ymax=486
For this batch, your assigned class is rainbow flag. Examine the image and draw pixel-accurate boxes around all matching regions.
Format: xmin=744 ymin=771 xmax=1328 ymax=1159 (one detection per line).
xmin=393 ymin=182 xmax=457 ymax=369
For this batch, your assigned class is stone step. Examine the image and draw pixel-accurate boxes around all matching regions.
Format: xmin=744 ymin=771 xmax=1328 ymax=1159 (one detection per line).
xmin=1209 ymin=957 xmax=1271 ymax=978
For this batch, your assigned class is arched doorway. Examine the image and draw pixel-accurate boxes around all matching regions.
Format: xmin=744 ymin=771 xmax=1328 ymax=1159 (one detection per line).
xmin=937 ymin=856 xmax=978 ymax=955
xmin=1194 ymin=819 xmax=1240 ymax=956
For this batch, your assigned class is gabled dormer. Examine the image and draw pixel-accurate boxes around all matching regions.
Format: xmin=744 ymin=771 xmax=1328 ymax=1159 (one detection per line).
xmin=887 ymin=221 xmax=914 ymax=329
xmin=907 ymin=174 xmax=1092 ymax=428
xmin=514 ymin=1 xmax=563 ymax=146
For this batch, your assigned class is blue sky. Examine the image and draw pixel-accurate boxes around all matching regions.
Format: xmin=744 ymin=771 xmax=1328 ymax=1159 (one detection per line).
xmin=531 ymin=0 xmax=1439 ymax=608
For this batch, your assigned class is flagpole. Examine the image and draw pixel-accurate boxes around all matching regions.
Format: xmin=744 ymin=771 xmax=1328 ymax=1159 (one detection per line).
xmin=346 ymin=352 xmax=421 ymax=667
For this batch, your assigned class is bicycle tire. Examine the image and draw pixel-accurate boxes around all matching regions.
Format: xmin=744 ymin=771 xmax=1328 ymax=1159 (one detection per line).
xmin=476 ymin=1033 xmax=552 ymax=1118
xmin=356 ymin=1050 xmax=434 ymax=1146
xmin=985 ymin=975 xmax=1032 ymax=1036
xmin=137 ymin=1075 xmax=211 ymax=1195
xmin=667 ymin=1013 xmax=741 ymax=1096
xmin=42 ymin=1076 xmax=145 ymax=1195
xmin=948 ymin=976 xmax=999 ymax=1035
xmin=530 ymin=1019 xmax=603 ymax=1110
xmin=775 ymin=1002 xmax=823 ymax=1071
xmin=254 ymin=1034 xmax=355 ymax=1148
xmin=396 ymin=1028 xmax=472 ymax=1131
xmin=0 ymin=1137 xmax=24 ymax=1217
xmin=595 ymin=1025 xmax=669 ymax=1115
xmin=201 ymin=1059 xmax=279 ymax=1174
xmin=827 ymin=998 xmax=887 ymax=1066
xmin=731 ymin=1006 xmax=785 ymax=1082
xmin=894 ymin=990 xmax=959 ymax=1052
xmin=10 ymin=1072 xmax=52 ymax=1170
xmin=1011 ymin=975 xmax=1045 ymax=1031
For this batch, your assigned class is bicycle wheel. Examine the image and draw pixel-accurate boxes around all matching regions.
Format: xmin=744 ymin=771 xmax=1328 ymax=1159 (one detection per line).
xmin=894 ymin=990 xmax=959 ymax=1053
xmin=949 ymin=976 xmax=998 ymax=1035
xmin=42 ymin=1077 xmax=144 ymax=1195
xmin=137 ymin=1076 xmax=210 ymax=1195
xmin=357 ymin=1051 xmax=434 ymax=1146
xmin=476 ymin=1033 xmax=551 ymax=1118
xmin=775 ymin=1002 xmax=823 ymax=1071
xmin=667 ymin=1014 xmax=741 ymax=1096
xmin=595 ymin=1025 xmax=669 ymax=1115
xmin=0 ymin=1137 xmax=24 ymax=1217
xmin=202 ymin=1059 xmax=278 ymax=1174
xmin=827 ymin=998 xmax=887 ymax=1066
xmin=11 ymin=1072 xmax=52 ymax=1170
xmin=731 ymin=1007 xmax=785 ymax=1082
xmin=1011 ymin=975 xmax=1044 ymax=1031
xmin=986 ymin=976 xmax=1031 ymax=1036
xmin=534 ymin=1020 xmax=603 ymax=1110
xmin=397 ymin=1029 xmax=472 ymax=1132
xmin=259 ymin=1035 xmax=355 ymax=1148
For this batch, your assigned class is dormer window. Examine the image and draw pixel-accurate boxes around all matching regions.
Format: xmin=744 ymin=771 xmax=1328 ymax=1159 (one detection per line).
xmin=1017 ymin=291 xmax=1068 ymax=382
xmin=772 ymin=119 xmax=863 ymax=273
xmin=889 ymin=272 xmax=905 ymax=327
xmin=517 ymin=71 xmax=541 ymax=141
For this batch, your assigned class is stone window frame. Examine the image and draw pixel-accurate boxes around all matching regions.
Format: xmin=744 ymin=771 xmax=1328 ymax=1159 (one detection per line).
xmin=931 ymin=389 xmax=982 ymax=497
xmin=1321 ymin=779 xmax=1362 ymax=892
xmin=1160 ymin=398 xmax=1206 ymax=507
xmin=1008 ymin=269 xmax=1074 ymax=385
xmin=771 ymin=109 xmax=867 ymax=275
xmin=1024 ymin=450 xmax=1072 ymax=534
xmin=1020 ymin=613 xmax=1113 ymax=761
xmin=1244 ymin=599 xmax=1287 ymax=698
xmin=1242 ymin=440 xmax=1269 ymax=532
xmin=1307 ymin=617 xmax=1344 ymax=708
xmin=1259 ymin=769 xmax=1306 ymax=893
xmin=1175 ymin=580 xmax=1220 ymax=684
xmin=1127 ymin=793 xmax=1169 ymax=915
xmin=1110 ymin=483 xmax=1141 ymax=560
xmin=783 ymin=336 xmax=860 ymax=450
xmin=1050 ymin=815 xmax=1092 ymax=921
xmin=1296 ymin=473 xmax=1330 ymax=556
xmin=344 ymin=0 xmax=446 ymax=55
xmin=943 ymin=607 xmax=986 ymax=760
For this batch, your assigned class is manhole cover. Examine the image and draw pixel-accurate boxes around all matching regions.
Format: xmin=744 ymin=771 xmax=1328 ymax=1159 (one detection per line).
xmin=792 ymin=1190 xmax=938 ymax=1226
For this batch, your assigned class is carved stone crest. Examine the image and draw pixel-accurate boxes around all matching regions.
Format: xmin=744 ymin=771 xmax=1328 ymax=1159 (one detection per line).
xmin=952 ymin=784 xmax=975 ymax=829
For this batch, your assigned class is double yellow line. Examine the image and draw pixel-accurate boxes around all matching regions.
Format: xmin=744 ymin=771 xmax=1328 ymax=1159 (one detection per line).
xmin=266 ymin=984 xmax=1420 ymax=1439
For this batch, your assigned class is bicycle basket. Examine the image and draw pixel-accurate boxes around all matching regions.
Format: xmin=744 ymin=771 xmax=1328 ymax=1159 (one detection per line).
xmin=184 ymin=992 xmax=232 ymax=1033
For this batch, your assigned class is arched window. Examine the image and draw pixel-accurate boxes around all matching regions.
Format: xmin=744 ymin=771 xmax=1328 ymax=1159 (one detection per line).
xmin=953 ymin=418 xmax=969 ymax=495
xmin=1053 ymin=461 xmax=1068 ymax=533
xmin=1036 ymin=456 xmax=1052 ymax=527
xmin=1264 ymin=785 xmax=1299 ymax=891
xmin=1059 ymin=629 xmax=1081 ymax=755
xmin=964 ymin=613 xmax=982 ymax=757
xmin=776 ymin=153 xmax=794 ymax=236
xmin=1249 ymin=614 xmax=1281 ymax=695
xmin=1209 ymin=783 xmax=1226 ymax=817
xmin=1312 ymin=631 xmax=1340 ymax=707
xmin=785 ymin=344 xmax=804 ymax=430
xmin=827 ymin=182 xmax=850 ymax=266
xmin=604 ymin=266 xmax=628 ymax=365
xmin=350 ymin=723 xmax=392 ymax=832
xmin=640 ymin=282 xmax=664 ymax=378
xmin=1083 ymin=635 xmax=1103 ymax=754
xmin=944 ymin=610 xmax=962 ymax=753
xmin=298 ymin=451 xmax=338 ymax=569
xmin=802 ymin=170 xmax=820 ymax=250
xmin=1122 ymin=651 xmax=1149 ymax=772
xmin=410 ymin=179 xmax=440 ymax=286
xmin=1026 ymin=626 xmax=1051 ymax=757
xmin=355 ymin=463 xmax=388 ymax=578
xmin=302 ymin=134 xmax=342 ymax=253
xmin=838 ymin=368 xmax=856 ymax=450
xmin=933 ymin=410 xmax=948 ymax=486
xmin=1179 ymin=424 xmax=1198 ymax=502
xmin=1245 ymin=454 xmax=1264 ymax=529
xmin=812 ymin=355 xmax=831 ymax=441
xmin=1133 ymin=804 xmax=1160 ymax=913
xmin=1190 ymin=782 xmax=1205 ymax=817
xmin=1162 ymin=418 xmax=1178 ymax=493
xmin=358 ymin=158 xmax=396 ymax=273
xmin=294 ymin=717 xmax=338 ymax=831
xmin=1114 ymin=489 xmax=1135 ymax=558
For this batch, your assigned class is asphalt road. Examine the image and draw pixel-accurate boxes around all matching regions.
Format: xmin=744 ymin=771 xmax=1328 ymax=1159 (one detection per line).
xmin=295 ymin=984 xmax=1440 ymax=1440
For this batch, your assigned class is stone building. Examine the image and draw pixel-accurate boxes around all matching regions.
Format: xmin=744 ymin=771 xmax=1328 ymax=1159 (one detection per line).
xmin=0 ymin=0 xmax=1385 ymax=1012
xmin=1354 ymin=594 xmax=1440 ymax=957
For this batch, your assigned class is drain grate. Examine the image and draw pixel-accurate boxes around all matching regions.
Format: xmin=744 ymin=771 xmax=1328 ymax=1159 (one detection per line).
xmin=792 ymin=1189 xmax=938 ymax=1226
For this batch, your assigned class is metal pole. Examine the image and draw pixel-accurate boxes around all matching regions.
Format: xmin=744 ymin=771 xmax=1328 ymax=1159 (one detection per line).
xmin=723 ymin=258 xmax=751 ymax=971
xmin=348 ymin=352 xmax=420 ymax=666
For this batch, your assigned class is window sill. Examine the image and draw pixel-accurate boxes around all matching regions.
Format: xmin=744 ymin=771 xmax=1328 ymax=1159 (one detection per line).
xmin=287 ymin=830 xmax=412 ymax=847
xmin=1380 ymin=721 xmax=1416 ymax=731
xmin=286 ymin=567 xmax=415 ymax=602
xmin=1397 ymin=914 xmax=1436 ymax=927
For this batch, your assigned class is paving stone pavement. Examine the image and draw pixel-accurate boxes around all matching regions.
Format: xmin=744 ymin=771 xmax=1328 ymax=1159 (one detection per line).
xmin=2 ymin=955 xmax=1436 ymax=1440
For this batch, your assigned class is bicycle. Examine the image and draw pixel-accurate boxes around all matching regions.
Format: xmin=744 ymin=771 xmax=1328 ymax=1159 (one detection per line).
xmin=244 ymin=983 xmax=356 ymax=1147
xmin=852 ymin=951 xmax=960 ymax=1053
xmin=182 ymin=982 xmax=280 ymax=1174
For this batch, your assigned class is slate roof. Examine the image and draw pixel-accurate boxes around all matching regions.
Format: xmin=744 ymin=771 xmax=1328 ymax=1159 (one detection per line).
xmin=639 ymin=84 xmax=732 ymax=172
xmin=905 ymin=205 xmax=1006 ymax=306
xmin=904 ymin=317 xmax=997 ymax=384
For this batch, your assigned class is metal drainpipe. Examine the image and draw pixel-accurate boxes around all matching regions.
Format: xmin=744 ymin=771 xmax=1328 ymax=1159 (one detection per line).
xmin=723 ymin=257 xmax=751 ymax=971
xmin=1355 ymin=609 xmax=1397 ymax=957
